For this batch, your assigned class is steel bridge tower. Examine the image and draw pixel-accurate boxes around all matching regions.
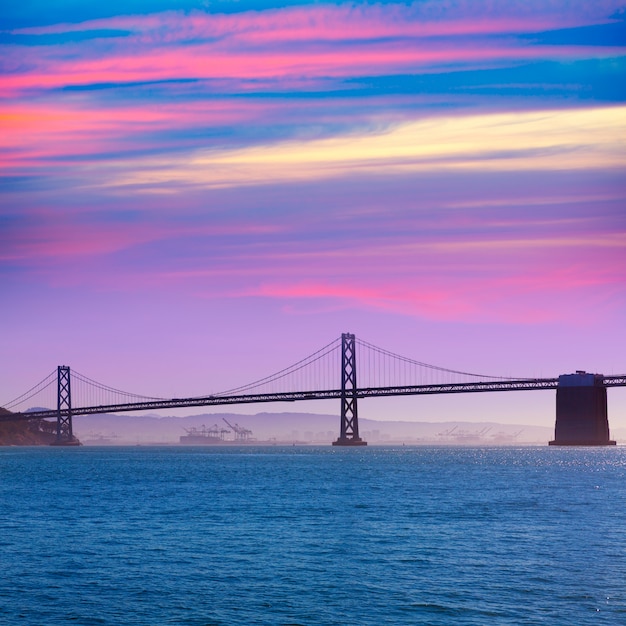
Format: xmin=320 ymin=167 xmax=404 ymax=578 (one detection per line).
xmin=333 ymin=333 xmax=367 ymax=446
xmin=50 ymin=366 xmax=80 ymax=446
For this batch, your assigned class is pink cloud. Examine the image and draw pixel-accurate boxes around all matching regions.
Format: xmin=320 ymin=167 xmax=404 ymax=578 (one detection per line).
xmin=14 ymin=2 xmax=623 ymax=41
xmin=250 ymin=281 xmax=475 ymax=318
xmin=0 ymin=43 xmax=624 ymax=97
xmin=1 ymin=222 xmax=164 ymax=263
xmin=245 ymin=256 xmax=626 ymax=324
xmin=0 ymin=214 xmax=285 ymax=266
xmin=0 ymin=98 xmax=312 ymax=170
xmin=2 ymin=41 xmax=621 ymax=97
xmin=4 ymin=177 xmax=623 ymax=327
xmin=215 ymin=221 xmax=626 ymax=324
xmin=3 ymin=2 xmax=624 ymax=97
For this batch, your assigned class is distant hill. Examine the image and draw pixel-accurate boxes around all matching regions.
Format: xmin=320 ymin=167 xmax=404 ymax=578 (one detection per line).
xmin=5 ymin=408 xmax=622 ymax=447
xmin=70 ymin=410 xmax=558 ymax=445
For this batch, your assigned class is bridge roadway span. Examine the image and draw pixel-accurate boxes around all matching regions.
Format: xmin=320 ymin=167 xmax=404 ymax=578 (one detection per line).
xmin=4 ymin=376 xmax=626 ymax=422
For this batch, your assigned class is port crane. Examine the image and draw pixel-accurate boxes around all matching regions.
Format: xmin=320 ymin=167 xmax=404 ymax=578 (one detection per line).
xmin=183 ymin=424 xmax=231 ymax=440
xmin=222 ymin=418 xmax=253 ymax=441
xmin=207 ymin=424 xmax=230 ymax=440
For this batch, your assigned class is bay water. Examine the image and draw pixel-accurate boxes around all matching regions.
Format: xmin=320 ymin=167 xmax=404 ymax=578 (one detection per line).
xmin=1 ymin=445 xmax=625 ymax=625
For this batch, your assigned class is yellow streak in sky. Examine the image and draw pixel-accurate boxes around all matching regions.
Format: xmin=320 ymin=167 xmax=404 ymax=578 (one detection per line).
xmin=109 ymin=106 xmax=626 ymax=189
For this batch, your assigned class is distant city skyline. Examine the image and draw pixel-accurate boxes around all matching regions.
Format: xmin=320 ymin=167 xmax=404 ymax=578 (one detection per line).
xmin=1 ymin=1 xmax=625 ymax=429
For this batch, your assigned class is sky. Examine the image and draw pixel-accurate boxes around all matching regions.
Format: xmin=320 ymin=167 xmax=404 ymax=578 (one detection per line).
xmin=1 ymin=0 xmax=625 ymax=430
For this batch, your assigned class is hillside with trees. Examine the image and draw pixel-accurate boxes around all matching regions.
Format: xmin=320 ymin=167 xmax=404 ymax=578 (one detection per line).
xmin=0 ymin=408 xmax=57 ymax=445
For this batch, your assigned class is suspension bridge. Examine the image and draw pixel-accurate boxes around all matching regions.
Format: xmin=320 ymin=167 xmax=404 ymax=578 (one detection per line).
xmin=2 ymin=333 xmax=625 ymax=446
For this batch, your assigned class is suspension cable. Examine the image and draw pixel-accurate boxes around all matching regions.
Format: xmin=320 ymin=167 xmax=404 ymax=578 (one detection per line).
xmin=214 ymin=337 xmax=341 ymax=396
xmin=356 ymin=338 xmax=520 ymax=380
xmin=1 ymin=370 xmax=57 ymax=410
xmin=70 ymin=369 xmax=165 ymax=400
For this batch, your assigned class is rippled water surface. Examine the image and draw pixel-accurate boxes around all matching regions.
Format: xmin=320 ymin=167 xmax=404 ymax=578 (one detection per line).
xmin=1 ymin=445 xmax=625 ymax=625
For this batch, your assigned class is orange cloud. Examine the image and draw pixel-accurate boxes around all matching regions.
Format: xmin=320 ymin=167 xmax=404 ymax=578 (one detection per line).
xmin=103 ymin=106 xmax=626 ymax=190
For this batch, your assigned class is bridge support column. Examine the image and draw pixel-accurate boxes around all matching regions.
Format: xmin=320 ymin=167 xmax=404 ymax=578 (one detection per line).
xmin=50 ymin=365 xmax=81 ymax=446
xmin=333 ymin=333 xmax=367 ymax=447
xmin=549 ymin=372 xmax=615 ymax=446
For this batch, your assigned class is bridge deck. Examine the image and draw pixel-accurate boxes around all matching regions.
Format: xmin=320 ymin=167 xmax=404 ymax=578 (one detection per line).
xmin=0 ymin=377 xmax=559 ymax=421
xmin=3 ymin=376 xmax=625 ymax=423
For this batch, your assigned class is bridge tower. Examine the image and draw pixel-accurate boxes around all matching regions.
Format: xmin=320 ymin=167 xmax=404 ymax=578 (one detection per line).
xmin=50 ymin=366 xmax=80 ymax=446
xmin=333 ymin=333 xmax=367 ymax=447
xmin=549 ymin=372 xmax=615 ymax=446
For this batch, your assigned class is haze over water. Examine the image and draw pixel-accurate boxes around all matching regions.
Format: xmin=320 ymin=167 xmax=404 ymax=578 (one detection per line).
xmin=1 ymin=445 xmax=625 ymax=625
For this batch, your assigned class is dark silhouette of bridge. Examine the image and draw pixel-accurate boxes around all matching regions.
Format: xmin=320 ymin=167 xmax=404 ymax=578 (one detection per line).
xmin=2 ymin=333 xmax=625 ymax=446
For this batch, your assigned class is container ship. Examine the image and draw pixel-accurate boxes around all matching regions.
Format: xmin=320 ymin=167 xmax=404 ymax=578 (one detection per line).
xmin=179 ymin=419 xmax=253 ymax=444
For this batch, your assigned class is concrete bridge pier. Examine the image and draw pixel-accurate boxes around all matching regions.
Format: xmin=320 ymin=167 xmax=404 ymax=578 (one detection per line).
xmin=549 ymin=372 xmax=615 ymax=446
